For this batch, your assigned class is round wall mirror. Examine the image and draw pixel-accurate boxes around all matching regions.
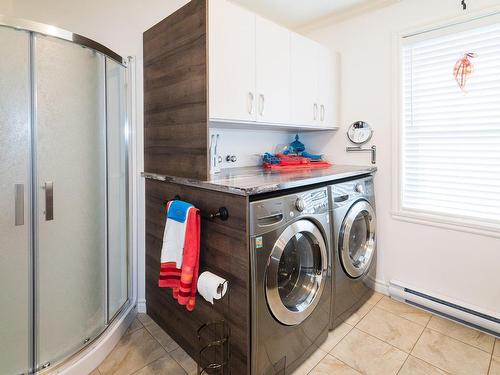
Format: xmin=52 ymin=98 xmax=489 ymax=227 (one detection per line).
xmin=347 ymin=121 xmax=373 ymax=144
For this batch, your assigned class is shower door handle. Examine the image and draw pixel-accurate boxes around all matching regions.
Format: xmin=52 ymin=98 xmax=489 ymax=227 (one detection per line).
xmin=15 ymin=184 xmax=24 ymax=226
xmin=44 ymin=181 xmax=54 ymax=221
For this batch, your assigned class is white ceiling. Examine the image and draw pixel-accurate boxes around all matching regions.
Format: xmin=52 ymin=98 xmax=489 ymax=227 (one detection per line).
xmin=232 ymin=0 xmax=373 ymax=29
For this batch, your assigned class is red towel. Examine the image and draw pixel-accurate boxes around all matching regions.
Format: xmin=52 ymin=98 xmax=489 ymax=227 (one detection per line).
xmin=159 ymin=201 xmax=201 ymax=311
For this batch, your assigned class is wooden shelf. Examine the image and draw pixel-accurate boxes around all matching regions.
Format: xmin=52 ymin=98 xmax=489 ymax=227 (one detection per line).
xmin=209 ymin=119 xmax=339 ymax=132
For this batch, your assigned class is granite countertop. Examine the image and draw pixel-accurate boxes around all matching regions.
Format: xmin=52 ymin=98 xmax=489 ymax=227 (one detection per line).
xmin=142 ymin=164 xmax=377 ymax=196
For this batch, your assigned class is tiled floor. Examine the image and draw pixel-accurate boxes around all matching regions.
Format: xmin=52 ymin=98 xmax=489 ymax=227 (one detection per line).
xmin=93 ymin=313 xmax=197 ymax=375
xmin=93 ymin=294 xmax=500 ymax=375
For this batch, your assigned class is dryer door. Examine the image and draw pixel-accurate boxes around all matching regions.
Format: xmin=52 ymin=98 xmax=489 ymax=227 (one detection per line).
xmin=339 ymin=200 xmax=376 ymax=278
xmin=266 ymin=220 xmax=328 ymax=326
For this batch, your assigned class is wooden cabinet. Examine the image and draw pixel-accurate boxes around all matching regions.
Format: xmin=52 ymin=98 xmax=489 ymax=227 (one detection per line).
xmin=291 ymin=32 xmax=320 ymax=127
xmin=208 ymin=0 xmax=336 ymax=128
xmin=255 ymin=15 xmax=291 ymax=124
xmin=317 ymin=48 xmax=339 ymax=127
xmin=144 ymin=0 xmax=338 ymax=180
xmin=145 ymin=179 xmax=250 ymax=374
xmin=208 ymin=0 xmax=256 ymax=123
xmin=290 ymin=34 xmax=338 ymax=128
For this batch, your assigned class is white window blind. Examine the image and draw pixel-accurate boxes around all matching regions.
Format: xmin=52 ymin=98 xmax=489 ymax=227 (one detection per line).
xmin=401 ymin=18 xmax=500 ymax=226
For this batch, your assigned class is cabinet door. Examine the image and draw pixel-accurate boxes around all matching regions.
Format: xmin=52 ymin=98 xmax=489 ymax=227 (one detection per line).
xmin=291 ymin=33 xmax=319 ymax=126
xmin=208 ymin=0 xmax=256 ymax=123
xmin=317 ymin=47 xmax=338 ymax=127
xmin=255 ymin=15 xmax=290 ymax=124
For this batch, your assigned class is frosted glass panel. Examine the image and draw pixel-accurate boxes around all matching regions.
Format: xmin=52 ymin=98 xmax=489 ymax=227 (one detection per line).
xmin=35 ymin=35 xmax=106 ymax=367
xmin=0 ymin=26 xmax=31 ymax=375
xmin=106 ymin=58 xmax=129 ymax=318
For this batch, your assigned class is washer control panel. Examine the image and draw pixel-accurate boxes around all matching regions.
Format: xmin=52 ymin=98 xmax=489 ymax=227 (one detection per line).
xmin=250 ymin=187 xmax=329 ymax=236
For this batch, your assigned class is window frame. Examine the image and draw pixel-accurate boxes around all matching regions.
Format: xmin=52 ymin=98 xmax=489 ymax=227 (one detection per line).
xmin=392 ymin=6 xmax=500 ymax=239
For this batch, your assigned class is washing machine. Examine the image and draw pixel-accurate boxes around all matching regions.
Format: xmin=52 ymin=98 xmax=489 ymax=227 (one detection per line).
xmin=250 ymin=187 xmax=332 ymax=375
xmin=329 ymin=176 xmax=377 ymax=329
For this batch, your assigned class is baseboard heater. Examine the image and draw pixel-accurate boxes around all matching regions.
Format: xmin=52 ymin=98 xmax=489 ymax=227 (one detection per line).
xmin=389 ymin=280 xmax=500 ymax=337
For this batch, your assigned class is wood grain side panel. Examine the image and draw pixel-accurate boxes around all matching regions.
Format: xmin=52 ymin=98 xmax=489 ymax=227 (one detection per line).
xmin=145 ymin=179 xmax=250 ymax=374
xmin=143 ymin=0 xmax=208 ymax=180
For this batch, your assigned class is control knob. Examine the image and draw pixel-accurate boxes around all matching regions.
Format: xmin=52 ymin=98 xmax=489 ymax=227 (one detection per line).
xmin=295 ymin=198 xmax=306 ymax=212
xmin=355 ymin=183 xmax=365 ymax=194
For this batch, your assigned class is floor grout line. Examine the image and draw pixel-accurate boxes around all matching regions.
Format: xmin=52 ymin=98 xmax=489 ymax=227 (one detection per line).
xmin=374 ymin=302 xmax=432 ymax=327
xmin=305 ymin=347 xmax=329 ymax=375
xmin=395 ymin=353 xmax=410 ymax=375
xmin=329 ymin=352 xmax=370 ymax=374
xmin=424 ymin=325 xmax=495 ymax=355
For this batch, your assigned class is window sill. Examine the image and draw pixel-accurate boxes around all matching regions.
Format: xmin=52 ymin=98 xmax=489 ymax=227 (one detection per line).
xmin=391 ymin=209 xmax=500 ymax=239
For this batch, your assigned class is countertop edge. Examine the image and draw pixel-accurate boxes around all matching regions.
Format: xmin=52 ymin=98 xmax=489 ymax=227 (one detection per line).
xmin=141 ymin=166 xmax=377 ymax=196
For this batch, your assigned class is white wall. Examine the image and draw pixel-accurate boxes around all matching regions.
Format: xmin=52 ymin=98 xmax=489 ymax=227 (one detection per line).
xmin=0 ymin=0 xmax=189 ymax=312
xmin=302 ymin=0 xmax=500 ymax=313
xmin=210 ymin=127 xmax=306 ymax=169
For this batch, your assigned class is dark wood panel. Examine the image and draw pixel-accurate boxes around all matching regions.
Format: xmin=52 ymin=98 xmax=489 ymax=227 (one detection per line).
xmin=145 ymin=179 xmax=250 ymax=374
xmin=143 ymin=0 xmax=208 ymax=180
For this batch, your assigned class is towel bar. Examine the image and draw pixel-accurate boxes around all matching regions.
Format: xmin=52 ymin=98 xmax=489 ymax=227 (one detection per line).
xmin=162 ymin=196 xmax=229 ymax=221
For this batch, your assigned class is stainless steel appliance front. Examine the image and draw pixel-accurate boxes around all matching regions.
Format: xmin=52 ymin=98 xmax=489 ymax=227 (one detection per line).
xmin=329 ymin=176 xmax=377 ymax=330
xmin=250 ymin=187 xmax=331 ymax=374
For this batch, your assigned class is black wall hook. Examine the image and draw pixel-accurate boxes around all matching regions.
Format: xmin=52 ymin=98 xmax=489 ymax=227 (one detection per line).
xmin=162 ymin=196 xmax=229 ymax=221
xmin=210 ymin=207 xmax=229 ymax=221
xmin=461 ymin=0 xmax=467 ymax=10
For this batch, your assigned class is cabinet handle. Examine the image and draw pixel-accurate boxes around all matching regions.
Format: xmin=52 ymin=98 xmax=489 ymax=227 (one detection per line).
xmin=320 ymin=105 xmax=325 ymax=122
xmin=15 ymin=184 xmax=24 ymax=226
xmin=44 ymin=181 xmax=54 ymax=221
xmin=259 ymin=94 xmax=265 ymax=116
xmin=247 ymin=92 xmax=254 ymax=115
xmin=313 ymin=103 xmax=318 ymax=120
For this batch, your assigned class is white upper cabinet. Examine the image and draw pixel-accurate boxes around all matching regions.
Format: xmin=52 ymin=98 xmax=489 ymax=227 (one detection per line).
xmin=208 ymin=0 xmax=256 ymax=123
xmin=317 ymin=48 xmax=339 ymax=127
xmin=255 ymin=15 xmax=291 ymax=124
xmin=290 ymin=33 xmax=320 ymax=127
xmin=208 ymin=0 xmax=338 ymax=129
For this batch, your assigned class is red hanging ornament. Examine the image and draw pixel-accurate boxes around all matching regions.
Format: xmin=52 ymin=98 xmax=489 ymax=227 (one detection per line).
xmin=453 ymin=52 xmax=477 ymax=92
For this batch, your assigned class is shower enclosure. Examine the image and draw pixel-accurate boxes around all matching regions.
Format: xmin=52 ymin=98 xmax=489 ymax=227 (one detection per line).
xmin=0 ymin=16 xmax=130 ymax=375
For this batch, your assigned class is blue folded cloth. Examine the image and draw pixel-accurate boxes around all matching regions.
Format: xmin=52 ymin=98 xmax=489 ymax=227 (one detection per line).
xmin=167 ymin=200 xmax=194 ymax=223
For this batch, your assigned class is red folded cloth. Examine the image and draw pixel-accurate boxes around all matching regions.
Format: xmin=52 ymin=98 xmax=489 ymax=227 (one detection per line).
xmin=159 ymin=201 xmax=201 ymax=311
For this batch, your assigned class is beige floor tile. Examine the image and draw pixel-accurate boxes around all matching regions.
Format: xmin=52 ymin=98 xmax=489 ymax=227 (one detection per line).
xmin=319 ymin=322 xmax=353 ymax=352
xmin=98 ymin=328 xmax=167 ymax=375
xmin=170 ymin=347 xmax=198 ymax=375
xmin=490 ymin=356 xmax=500 ymax=375
xmin=89 ymin=370 xmax=101 ymax=375
xmin=427 ymin=315 xmax=495 ymax=353
xmin=331 ymin=328 xmax=408 ymax=375
xmin=139 ymin=314 xmax=179 ymax=352
xmin=292 ymin=347 xmax=327 ymax=375
xmin=412 ymin=328 xmax=491 ymax=375
xmin=356 ymin=307 xmax=425 ymax=352
xmin=364 ymin=291 xmax=384 ymax=305
xmin=124 ymin=317 xmax=143 ymax=336
xmin=494 ymin=339 xmax=500 ymax=357
xmin=134 ymin=355 xmax=187 ymax=375
xmin=398 ymin=356 xmax=448 ymax=375
xmin=309 ymin=354 xmax=361 ymax=374
xmin=339 ymin=300 xmax=375 ymax=326
xmin=376 ymin=296 xmax=431 ymax=326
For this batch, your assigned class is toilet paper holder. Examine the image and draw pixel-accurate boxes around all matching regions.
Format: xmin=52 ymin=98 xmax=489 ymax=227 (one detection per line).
xmin=216 ymin=280 xmax=228 ymax=299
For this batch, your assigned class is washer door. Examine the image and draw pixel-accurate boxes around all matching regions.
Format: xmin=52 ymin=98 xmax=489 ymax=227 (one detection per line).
xmin=339 ymin=200 xmax=376 ymax=278
xmin=266 ymin=220 xmax=328 ymax=326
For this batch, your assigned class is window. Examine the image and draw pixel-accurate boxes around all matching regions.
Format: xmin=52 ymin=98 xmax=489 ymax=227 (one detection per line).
xmin=399 ymin=15 xmax=500 ymax=230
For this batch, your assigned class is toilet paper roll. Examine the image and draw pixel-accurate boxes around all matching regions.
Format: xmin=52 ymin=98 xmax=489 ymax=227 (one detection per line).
xmin=197 ymin=271 xmax=228 ymax=304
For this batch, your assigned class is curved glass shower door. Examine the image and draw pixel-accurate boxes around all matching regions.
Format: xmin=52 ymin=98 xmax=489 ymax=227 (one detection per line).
xmin=35 ymin=35 xmax=107 ymax=368
xmin=0 ymin=17 xmax=129 ymax=375
xmin=0 ymin=25 xmax=31 ymax=375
